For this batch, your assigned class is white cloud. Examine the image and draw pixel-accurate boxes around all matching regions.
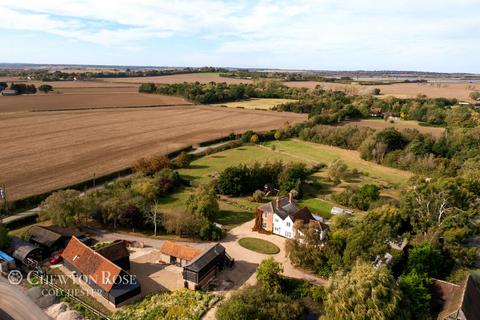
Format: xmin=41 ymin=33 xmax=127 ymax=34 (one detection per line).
xmin=0 ymin=0 xmax=479 ymax=71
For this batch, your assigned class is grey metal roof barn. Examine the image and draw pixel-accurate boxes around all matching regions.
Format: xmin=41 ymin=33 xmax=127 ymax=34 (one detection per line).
xmin=9 ymin=237 xmax=43 ymax=264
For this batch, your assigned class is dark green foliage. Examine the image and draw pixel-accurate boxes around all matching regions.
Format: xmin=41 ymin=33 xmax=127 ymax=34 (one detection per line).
xmin=406 ymin=244 xmax=447 ymax=278
xmin=38 ymin=84 xmax=53 ymax=93
xmin=216 ymin=161 xmax=310 ymax=196
xmin=0 ymin=223 xmax=9 ymax=250
xmin=333 ymin=184 xmax=380 ymax=211
xmin=398 ymin=271 xmax=432 ymax=320
xmin=10 ymin=82 xmax=36 ymax=94
xmin=138 ymin=83 xmax=156 ymax=93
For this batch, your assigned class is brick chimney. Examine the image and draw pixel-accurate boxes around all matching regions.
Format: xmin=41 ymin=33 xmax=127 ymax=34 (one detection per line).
xmin=289 ymin=192 xmax=293 ymax=203
xmin=275 ymin=197 xmax=280 ymax=208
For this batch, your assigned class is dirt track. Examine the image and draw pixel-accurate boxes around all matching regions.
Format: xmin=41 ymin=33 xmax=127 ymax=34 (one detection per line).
xmin=0 ymin=106 xmax=306 ymax=200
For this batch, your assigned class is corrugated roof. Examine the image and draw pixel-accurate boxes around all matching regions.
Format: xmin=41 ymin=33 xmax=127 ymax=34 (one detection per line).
xmin=62 ymin=236 xmax=122 ymax=293
xmin=28 ymin=226 xmax=62 ymax=247
xmin=160 ymin=241 xmax=201 ymax=261
xmin=9 ymin=237 xmax=42 ymax=262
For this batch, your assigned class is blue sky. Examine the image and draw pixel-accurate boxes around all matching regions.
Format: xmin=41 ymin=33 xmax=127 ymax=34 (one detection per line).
xmin=0 ymin=0 xmax=479 ymax=73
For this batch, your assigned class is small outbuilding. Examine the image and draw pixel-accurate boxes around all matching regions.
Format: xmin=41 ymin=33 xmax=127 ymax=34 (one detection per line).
xmin=182 ymin=243 xmax=232 ymax=290
xmin=95 ymin=240 xmax=131 ymax=271
xmin=28 ymin=225 xmax=64 ymax=254
xmin=159 ymin=240 xmax=201 ymax=267
xmin=9 ymin=237 xmax=43 ymax=266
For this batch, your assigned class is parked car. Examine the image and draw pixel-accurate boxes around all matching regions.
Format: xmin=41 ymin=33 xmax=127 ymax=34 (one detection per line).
xmin=50 ymin=250 xmax=63 ymax=265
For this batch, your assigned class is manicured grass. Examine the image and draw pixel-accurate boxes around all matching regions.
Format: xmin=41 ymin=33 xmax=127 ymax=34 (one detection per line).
xmin=212 ymin=98 xmax=297 ymax=110
xmin=298 ymin=198 xmax=333 ymax=219
xmin=263 ymin=139 xmax=411 ymax=186
xmin=238 ymin=237 xmax=280 ymax=254
xmin=216 ymin=207 xmax=253 ymax=231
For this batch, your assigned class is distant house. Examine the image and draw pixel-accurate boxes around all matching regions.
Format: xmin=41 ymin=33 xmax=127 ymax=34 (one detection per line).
xmin=95 ymin=240 xmax=131 ymax=271
xmin=254 ymin=194 xmax=328 ymax=239
xmin=459 ymin=101 xmax=471 ymax=106
xmin=62 ymin=236 xmax=141 ymax=307
xmin=1 ymin=89 xmax=17 ymax=96
xmin=8 ymin=237 xmax=43 ymax=266
xmin=182 ymin=243 xmax=233 ymax=290
xmin=159 ymin=240 xmax=201 ymax=267
xmin=432 ymin=275 xmax=480 ymax=320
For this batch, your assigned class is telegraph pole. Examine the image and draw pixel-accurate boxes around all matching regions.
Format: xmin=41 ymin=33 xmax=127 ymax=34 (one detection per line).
xmin=0 ymin=185 xmax=7 ymax=215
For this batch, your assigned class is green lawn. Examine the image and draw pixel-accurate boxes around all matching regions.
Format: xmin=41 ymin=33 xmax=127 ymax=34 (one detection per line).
xmin=298 ymin=198 xmax=333 ymax=218
xmin=216 ymin=202 xmax=254 ymax=230
xmin=238 ymin=237 xmax=280 ymax=254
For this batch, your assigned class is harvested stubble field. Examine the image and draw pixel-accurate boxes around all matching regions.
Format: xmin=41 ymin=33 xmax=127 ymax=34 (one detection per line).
xmin=284 ymin=81 xmax=478 ymax=102
xmin=0 ymin=105 xmax=306 ymax=200
xmin=102 ymin=72 xmax=253 ymax=85
xmin=0 ymin=91 xmax=190 ymax=112
xmin=337 ymin=119 xmax=445 ymax=138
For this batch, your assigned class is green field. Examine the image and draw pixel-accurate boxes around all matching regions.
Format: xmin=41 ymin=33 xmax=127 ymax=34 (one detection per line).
xmin=238 ymin=237 xmax=280 ymax=254
xmin=158 ymin=139 xmax=410 ymax=228
xmin=263 ymin=139 xmax=411 ymax=186
xmin=211 ymin=98 xmax=296 ymax=110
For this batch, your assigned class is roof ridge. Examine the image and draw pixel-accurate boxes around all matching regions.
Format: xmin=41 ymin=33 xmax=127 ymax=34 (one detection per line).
xmin=70 ymin=236 xmax=121 ymax=272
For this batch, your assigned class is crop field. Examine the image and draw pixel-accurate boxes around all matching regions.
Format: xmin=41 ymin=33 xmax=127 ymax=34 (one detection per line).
xmin=102 ymin=72 xmax=253 ymax=85
xmin=284 ymin=81 xmax=478 ymax=102
xmin=337 ymin=119 xmax=445 ymax=137
xmin=0 ymin=91 xmax=190 ymax=112
xmin=211 ymin=98 xmax=297 ymax=110
xmin=0 ymin=106 xmax=306 ymax=200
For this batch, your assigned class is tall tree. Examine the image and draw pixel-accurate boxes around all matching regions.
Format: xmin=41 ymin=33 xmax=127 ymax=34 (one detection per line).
xmin=256 ymin=257 xmax=283 ymax=294
xmin=39 ymin=190 xmax=83 ymax=227
xmin=324 ymin=260 xmax=402 ymax=320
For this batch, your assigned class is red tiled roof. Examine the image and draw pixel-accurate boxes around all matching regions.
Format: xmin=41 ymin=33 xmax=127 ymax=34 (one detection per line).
xmin=62 ymin=236 xmax=121 ymax=293
xmin=160 ymin=241 xmax=201 ymax=261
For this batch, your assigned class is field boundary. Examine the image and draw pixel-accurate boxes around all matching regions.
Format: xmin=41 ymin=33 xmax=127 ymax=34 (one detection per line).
xmin=29 ymin=103 xmax=193 ymax=112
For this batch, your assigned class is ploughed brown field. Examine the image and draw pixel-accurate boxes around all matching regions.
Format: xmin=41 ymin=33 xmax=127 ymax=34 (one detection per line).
xmin=0 ymin=105 xmax=306 ymax=200
xmin=0 ymin=90 xmax=190 ymax=112
xmin=284 ymin=81 xmax=478 ymax=102
xmin=102 ymin=73 xmax=253 ymax=85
